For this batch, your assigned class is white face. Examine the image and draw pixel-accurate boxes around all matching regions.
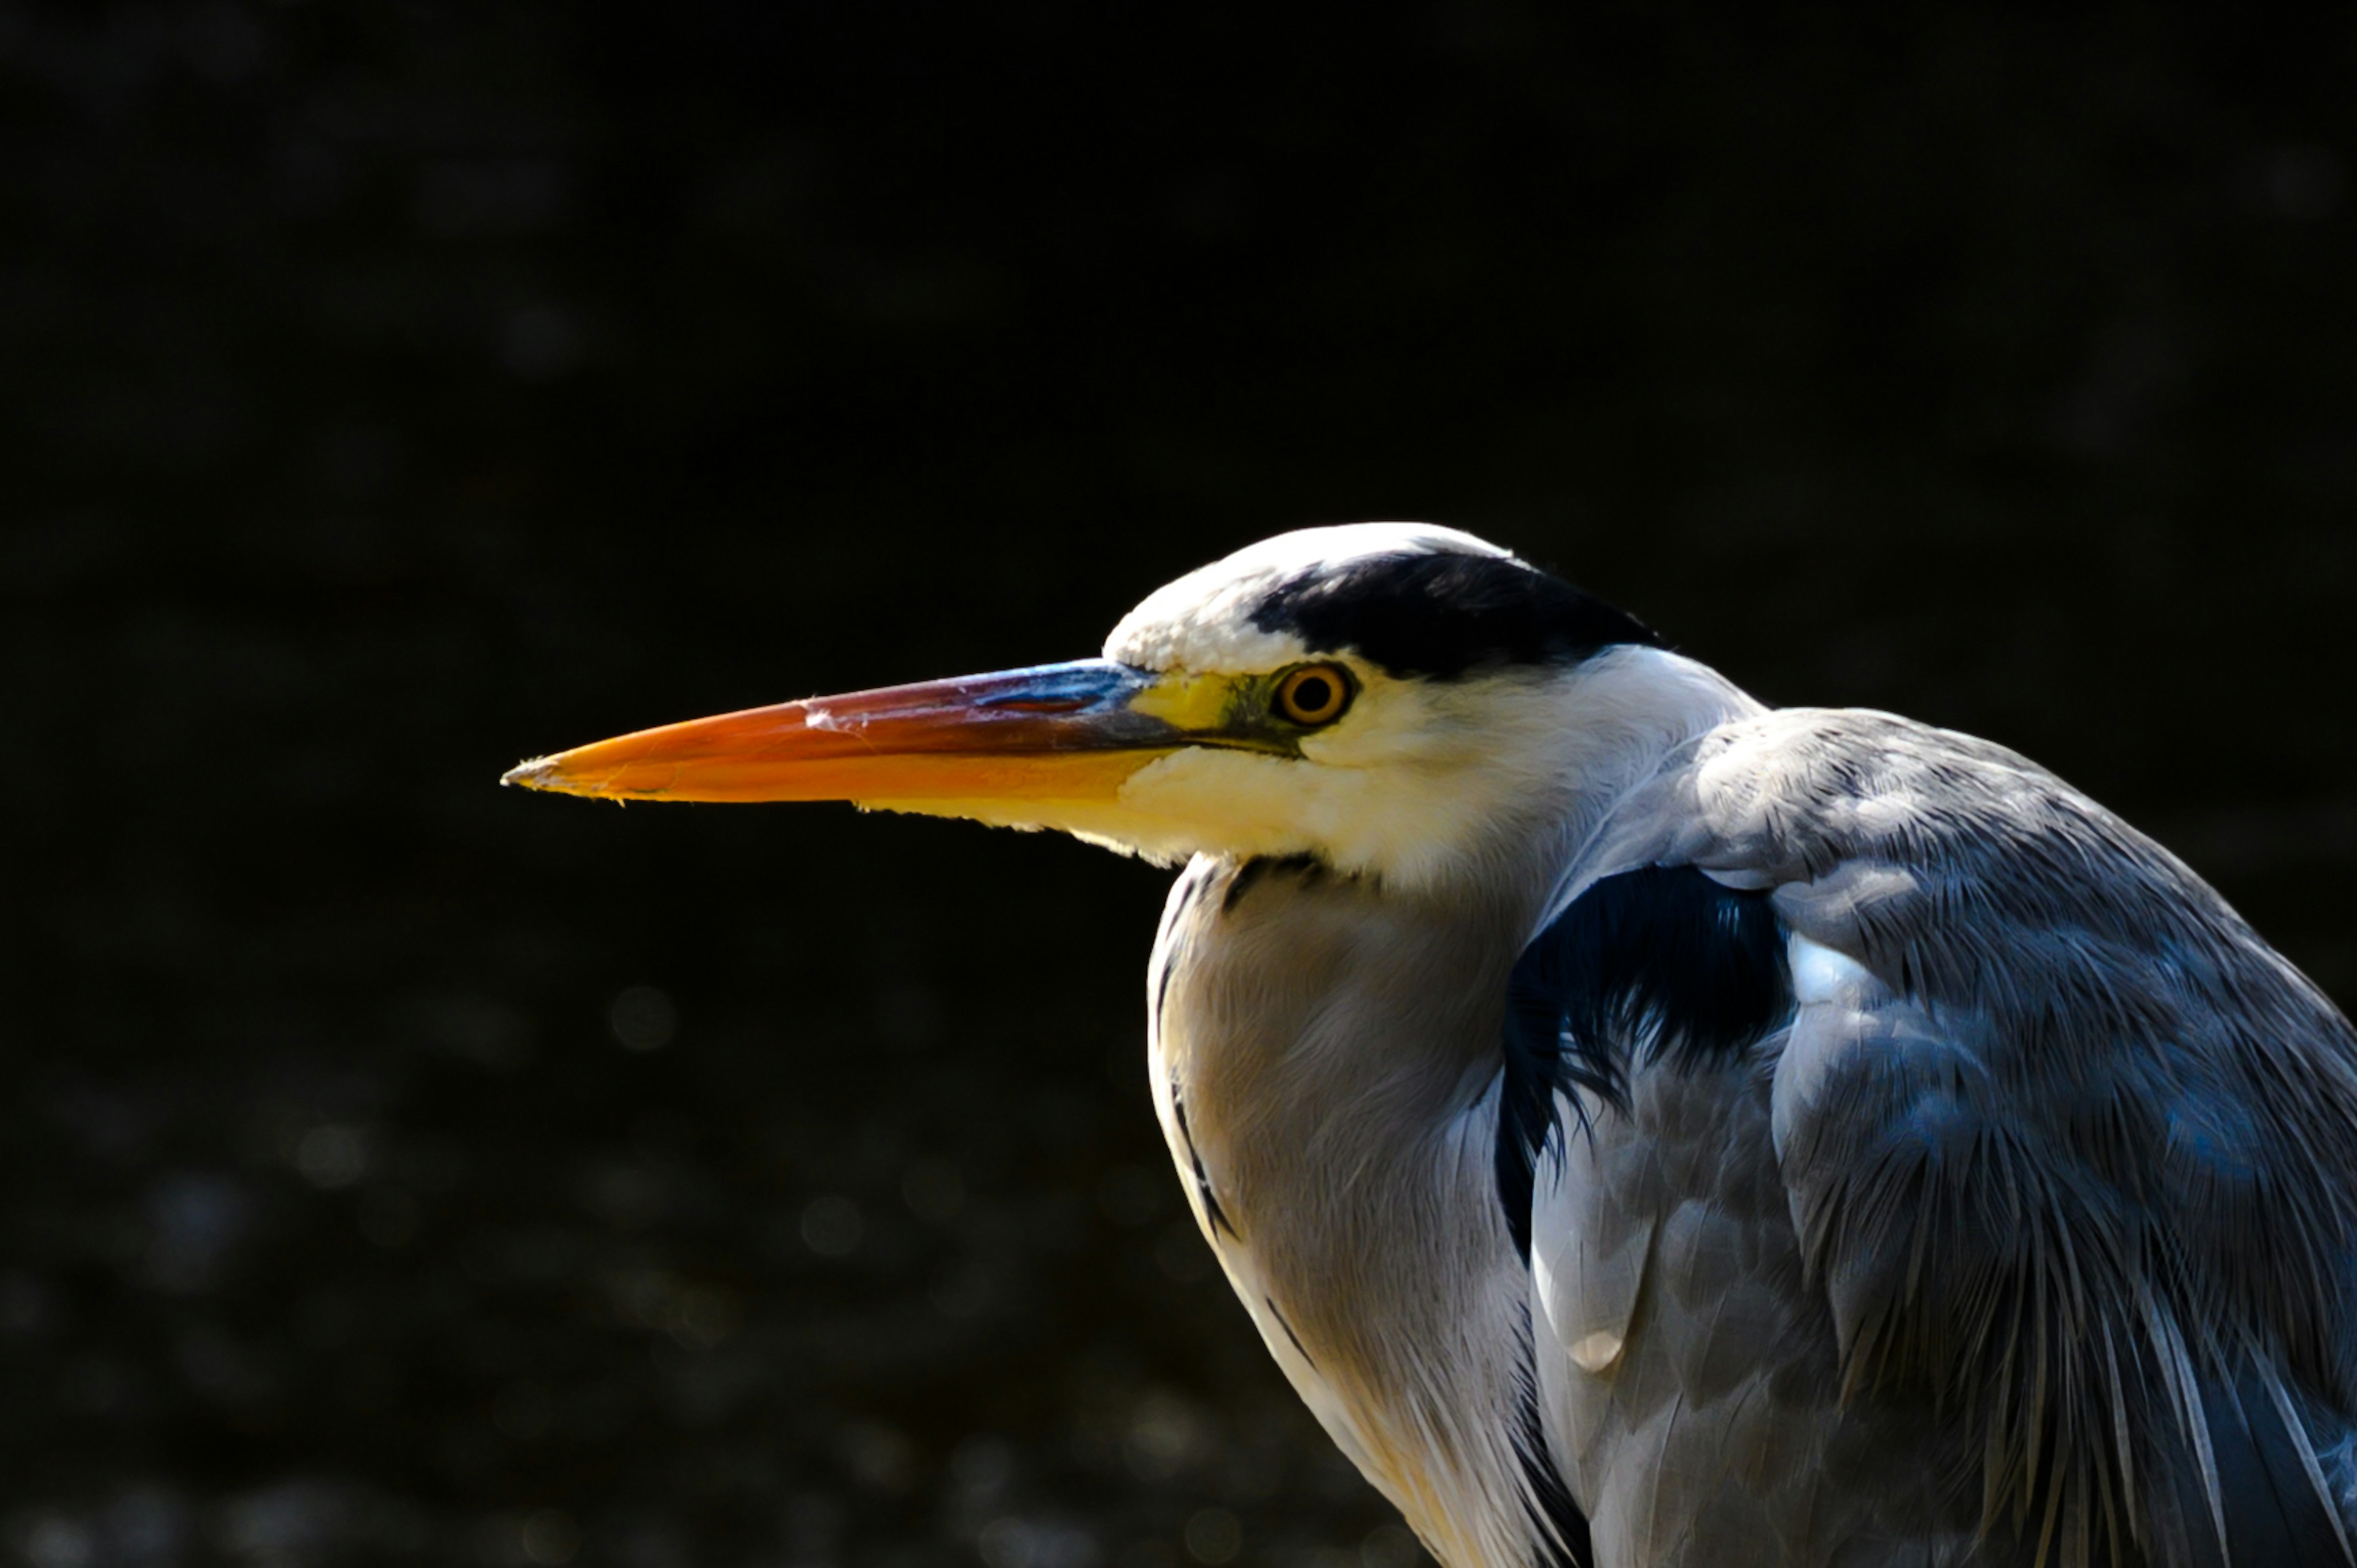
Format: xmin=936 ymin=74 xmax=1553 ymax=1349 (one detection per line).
xmin=873 ymin=525 xmax=1740 ymax=892
xmin=1081 ymin=525 xmax=1545 ymax=881
xmin=1086 ymin=657 xmax=1584 ymax=886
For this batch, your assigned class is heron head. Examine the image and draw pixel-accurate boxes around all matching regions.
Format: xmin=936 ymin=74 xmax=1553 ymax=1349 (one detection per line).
xmin=505 ymin=524 xmax=1711 ymax=887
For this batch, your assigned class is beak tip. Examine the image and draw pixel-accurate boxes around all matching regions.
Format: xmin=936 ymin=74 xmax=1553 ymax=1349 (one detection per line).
xmin=501 ymin=755 xmax=562 ymax=791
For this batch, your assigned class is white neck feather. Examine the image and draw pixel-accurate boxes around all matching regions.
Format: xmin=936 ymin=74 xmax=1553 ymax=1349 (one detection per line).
xmin=1145 ymin=647 xmax=1762 ymax=1568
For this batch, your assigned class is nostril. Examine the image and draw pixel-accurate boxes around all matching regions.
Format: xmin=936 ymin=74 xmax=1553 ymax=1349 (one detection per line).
xmin=981 ymin=696 xmax=1091 ymax=714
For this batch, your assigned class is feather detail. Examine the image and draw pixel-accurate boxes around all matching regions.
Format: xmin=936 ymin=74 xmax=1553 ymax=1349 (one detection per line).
xmin=1666 ymin=708 xmax=2357 ymax=1567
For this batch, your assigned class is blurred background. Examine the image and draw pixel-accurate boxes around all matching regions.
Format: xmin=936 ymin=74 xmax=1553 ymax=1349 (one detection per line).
xmin=6 ymin=4 xmax=2356 ymax=1566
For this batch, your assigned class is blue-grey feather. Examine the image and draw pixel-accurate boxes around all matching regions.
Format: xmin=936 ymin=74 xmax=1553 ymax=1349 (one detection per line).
xmin=1646 ymin=708 xmax=2357 ymax=1565
xmin=2198 ymin=1366 xmax=2348 ymax=1567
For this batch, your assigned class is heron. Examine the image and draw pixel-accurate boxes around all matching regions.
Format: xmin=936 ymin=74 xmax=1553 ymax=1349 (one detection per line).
xmin=505 ymin=524 xmax=2357 ymax=1568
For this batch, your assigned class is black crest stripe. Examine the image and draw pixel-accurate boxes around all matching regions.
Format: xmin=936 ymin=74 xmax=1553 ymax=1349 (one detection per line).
xmin=1250 ymin=550 xmax=1662 ymax=681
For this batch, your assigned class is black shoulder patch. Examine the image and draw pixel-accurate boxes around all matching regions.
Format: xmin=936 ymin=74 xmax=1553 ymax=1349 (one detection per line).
xmin=1494 ymin=865 xmax=1791 ymax=1257
xmin=1249 ymin=550 xmax=1663 ymax=680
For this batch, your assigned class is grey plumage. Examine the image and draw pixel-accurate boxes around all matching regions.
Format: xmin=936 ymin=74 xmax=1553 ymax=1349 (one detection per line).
xmin=1671 ymin=711 xmax=2357 ymax=1566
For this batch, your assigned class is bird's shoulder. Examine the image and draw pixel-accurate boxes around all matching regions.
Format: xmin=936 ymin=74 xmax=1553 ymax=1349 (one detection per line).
xmin=1631 ymin=702 xmax=2192 ymax=889
xmin=1526 ymin=704 xmax=2357 ymax=1567
xmin=1604 ymin=704 xmax=2337 ymax=1021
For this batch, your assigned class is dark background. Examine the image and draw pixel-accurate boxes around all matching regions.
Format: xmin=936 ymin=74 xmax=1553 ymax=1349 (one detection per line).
xmin=6 ymin=5 xmax=2356 ymax=1566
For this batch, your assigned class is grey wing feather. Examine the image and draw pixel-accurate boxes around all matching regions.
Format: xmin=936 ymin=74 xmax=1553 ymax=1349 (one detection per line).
xmin=1646 ymin=708 xmax=2357 ymax=1567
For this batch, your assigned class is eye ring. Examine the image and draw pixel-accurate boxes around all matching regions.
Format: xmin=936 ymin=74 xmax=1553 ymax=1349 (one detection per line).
xmin=1274 ymin=663 xmax=1354 ymax=727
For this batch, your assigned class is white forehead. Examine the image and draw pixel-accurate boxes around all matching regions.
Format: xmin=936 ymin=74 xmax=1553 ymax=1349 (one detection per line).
xmin=1104 ymin=522 xmax=1516 ymax=672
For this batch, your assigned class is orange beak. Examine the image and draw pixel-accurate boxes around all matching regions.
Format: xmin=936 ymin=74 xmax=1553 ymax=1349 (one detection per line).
xmin=501 ymin=659 xmax=1221 ymax=806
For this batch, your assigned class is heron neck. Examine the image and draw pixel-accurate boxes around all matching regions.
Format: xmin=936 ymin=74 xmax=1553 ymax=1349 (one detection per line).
xmin=1153 ymin=860 xmax=1541 ymax=1567
xmin=1145 ymin=648 xmax=1759 ymax=1568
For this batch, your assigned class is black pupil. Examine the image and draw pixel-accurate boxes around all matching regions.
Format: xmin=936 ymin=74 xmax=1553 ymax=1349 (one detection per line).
xmin=1290 ymin=675 xmax=1334 ymax=716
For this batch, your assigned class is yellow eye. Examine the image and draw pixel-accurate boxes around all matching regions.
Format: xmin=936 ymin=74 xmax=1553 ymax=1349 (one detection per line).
xmin=1274 ymin=663 xmax=1353 ymax=727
